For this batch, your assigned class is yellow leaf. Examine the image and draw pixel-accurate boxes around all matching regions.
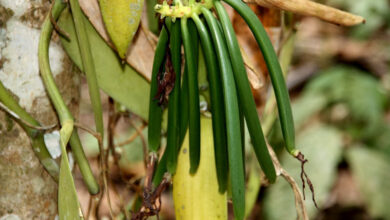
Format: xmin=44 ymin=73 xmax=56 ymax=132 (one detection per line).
xmin=173 ymin=117 xmax=227 ymax=220
xmin=99 ymin=0 xmax=144 ymax=59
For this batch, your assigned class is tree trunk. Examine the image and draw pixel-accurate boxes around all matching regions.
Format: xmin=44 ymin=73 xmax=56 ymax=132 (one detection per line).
xmin=0 ymin=1 xmax=79 ymax=219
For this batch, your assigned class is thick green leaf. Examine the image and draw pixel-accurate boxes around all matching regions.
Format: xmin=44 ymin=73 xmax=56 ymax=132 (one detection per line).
xmin=58 ymin=8 xmax=150 ymax=120
xmin=263 ymin=123 xmax=343 ymax=219
xmin=346 ymin=146 xmax=390 ymax=219
xmin=58 ymin=121 xmax=82 ymax=220
xmin=58 ymin=153 xmax=83 ymax=220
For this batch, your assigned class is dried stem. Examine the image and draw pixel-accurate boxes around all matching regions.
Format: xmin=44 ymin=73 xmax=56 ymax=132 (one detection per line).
xmin=74 ymin=122 xmax=102 ymax=143
xmin=266 ymin=143 xmax=309 ymax=220
xmin=132 ymin=176 xmax=170 ymax=220
xmin=296 ymin=152 xmax=318 ymax=208
xmin=116 ymin=123 xmax=147 ymax=147
xmin=245 ymin=0 xmax=365 ymax=26
xmin=86 ymin=196 xmax=92 ymax=220
xmin=128 ymin=118 xmax=148 ymax=168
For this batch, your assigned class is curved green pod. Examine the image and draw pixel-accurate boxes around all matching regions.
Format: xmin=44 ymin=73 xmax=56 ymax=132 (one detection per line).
xmin=224 ymin=0 xmax=298 ymax=157
xmin=202 ymin=8 xmax=245 ymax=220
xmin=179 ymin=19 xmax=200 ymax=147
xmin=148 ymin=23 xmax=170 ymax=152
xmin=214 ymin=0 xmax=276 ymax=183
xmin=191 ymin=14 xmax=228 ymax=193
xmin=179 ymin=66 xmax=189 ymax=147
xmin=181 ymin=18 xmax=201 ymax=174
xmin=166 ymin=19 xmax=182 ymax=174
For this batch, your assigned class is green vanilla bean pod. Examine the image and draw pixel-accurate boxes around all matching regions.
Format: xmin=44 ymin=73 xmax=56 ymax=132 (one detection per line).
xmin=192 ymin=14 xmax=228 ymax=193
xmin=224 ymin=0 xmax=298 ymax=157
xmin=188 ymin=19 xmax=199 ymax=78
xmin=202 ymin=8 xmax=245 ymax=220
xmin=69 ymin=0 xmax=104 ymax=137
xmin=166 ymin=18 xmax=182 ymax=174
xmin=152 ymin=151 xmax=167 ymax=187
xmin=179 ymin=19 xmax=199 ymax=147
xmin=0 ymin=81 xmax=59 ymax=180
xmin=38 ymin=0 xmax=99 ymax=195
xmin=181 ymin=18 xmax=201 ymax=174
xmin=214 ymin=1 xmax=276 ymax=182
xmin=239 ymin=104 xmax=246 ymax=176
xmin=179 ymin=66 xmax=189 ymax=146
xmin=153 ymin=19 xmax=183 ymax=184
xmin=148 ymin=23 xmax=170 ymax=152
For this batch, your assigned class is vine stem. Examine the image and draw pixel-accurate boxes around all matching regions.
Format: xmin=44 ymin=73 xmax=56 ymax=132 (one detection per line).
xmin=0 ymin=81 xmax=60 ymax=180
xmin=38 ymin=0 xmax=99 ymax=194
xmin=68 ymin=0 xmax=104 ymax=137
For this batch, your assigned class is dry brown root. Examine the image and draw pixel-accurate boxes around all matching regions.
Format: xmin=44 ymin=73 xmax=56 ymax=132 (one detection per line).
xmin=296 ymin=152 xmax=318 ymax=208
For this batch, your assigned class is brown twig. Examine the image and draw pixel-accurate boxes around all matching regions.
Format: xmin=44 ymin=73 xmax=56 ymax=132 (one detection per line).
xmin=86 ymin=195 xmax=92 ymax=220
xmin=131 ymin=177 xmax=170 ymax=220
xmin=130 ymin=154 xmax=172 ymax=220
xmin=74 ymin=122 xmax=102 ymax=143
xmin=145 ymin=154 xmax=157 ymax=190
xmin=73 ymin=121 xmax=111 ymax=217
xmin=266 ymin=143 xmax=309 ymax=220
xmin=76 ymin=119 xmax=114 ymax=220
xmin=116 ymin=123 xmax=147 ymax=147
xmin=107 ymin=98 xmax=121 ymax=165
xmin=86 ymin=195 xmax=99 ymax=220
xmin=128 ymin=118 xmax=148 ymax=169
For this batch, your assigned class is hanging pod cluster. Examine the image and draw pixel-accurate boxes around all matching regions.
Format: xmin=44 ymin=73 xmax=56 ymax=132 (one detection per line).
xmin=148 ymin=0 xmax=302 ymax=219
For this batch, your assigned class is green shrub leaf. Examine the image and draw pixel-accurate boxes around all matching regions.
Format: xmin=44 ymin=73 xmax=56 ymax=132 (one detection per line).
xmin=58 ymin=8 xmax=150 ymax=120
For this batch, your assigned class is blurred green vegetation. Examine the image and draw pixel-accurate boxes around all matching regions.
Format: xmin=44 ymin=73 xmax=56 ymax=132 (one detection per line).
xmin=262 ymin=0 xmax=390 ymax=217
xmin=328 ymin=0 xmax=390 ymax=38
xmin=264 ymin=66 xmax=390 ymax=219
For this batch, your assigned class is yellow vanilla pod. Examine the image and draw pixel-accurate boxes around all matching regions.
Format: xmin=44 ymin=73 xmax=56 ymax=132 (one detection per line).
xmin=173 ymin=117 xmax=227 ymax=220
xmin=99 ymin=0 xmax=143 ymax=59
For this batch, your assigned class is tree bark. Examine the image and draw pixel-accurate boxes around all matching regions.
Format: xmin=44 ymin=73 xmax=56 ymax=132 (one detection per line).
xmin=0 ymin=1 xmax=80 ymax=219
